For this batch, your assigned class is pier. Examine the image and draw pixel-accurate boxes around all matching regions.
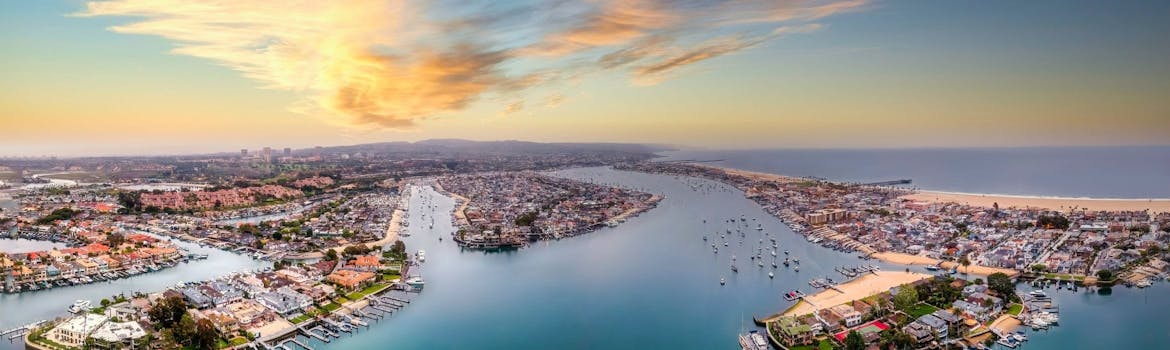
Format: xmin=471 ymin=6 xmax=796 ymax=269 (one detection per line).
xmin=860 ymin=179 xmax=912 ymax=186
xmin=2 ymin=320 xmax=44 ymax=342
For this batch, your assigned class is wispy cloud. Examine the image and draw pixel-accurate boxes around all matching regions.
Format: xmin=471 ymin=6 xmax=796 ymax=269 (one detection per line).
xmin=77 ymin=0 xmax=866 ymax=128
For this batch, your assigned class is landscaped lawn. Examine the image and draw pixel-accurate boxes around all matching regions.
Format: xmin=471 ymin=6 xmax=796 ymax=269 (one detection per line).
xmin=289 ymin=314 xmax=312 ymax=324
xmin=790 ymin=339 xmax=835 ymax=350
xmin=346 ymin=283 xmax=390 ymax=300
xmin=1006 ymin=303 xmax=1024 ymax=316
xmin=323 ymin=302 xmax=342 ymax=312
xmin=907 ymin=303 xmax=940 ymax=318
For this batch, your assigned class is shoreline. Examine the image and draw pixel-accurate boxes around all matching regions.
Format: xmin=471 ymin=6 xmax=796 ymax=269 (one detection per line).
xmin=870 ymin=252 xmax=1019 ymax=277
xmin=691 ymin=163 xmax=1170 ymax=213
xmin=767 ymin=270 xmax=933 ymax=320
xmin=903 ymin=190 xmax=1170 ymax=213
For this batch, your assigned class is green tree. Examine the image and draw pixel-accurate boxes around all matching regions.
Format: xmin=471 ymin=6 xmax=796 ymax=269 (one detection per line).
xmin=1096 ymin=269 xmax=1114 ymax=281
xmin=959 ymin=255 xmax=972 ymax=274
xmin=174 ymin=313 xmax=196 ymax=345
xmin=893 ymin=285 xmax=919 ymax=312
xmin=325 ymin=249 xmax=338 ymax=261
xmin=148 ymin=296 xmax=188 ymax=329
xmin=845 ymin=330 xmax=865 ymax=350
xmin=987 ymin=272 xmax=1015 ymax=299
xmin=193 ymin=318 xmax=220 ymax=350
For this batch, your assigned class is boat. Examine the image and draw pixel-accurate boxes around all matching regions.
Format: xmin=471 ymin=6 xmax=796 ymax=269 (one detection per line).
xmin=720 ymin=277 xmax=726 ymax=285
xmin=68 ymin=300 xmax=91 ymax=314
xmin=416 ymin=250 xmax=426 ymax=262
xmin=405 ymin=276 xmax=426 ymax=290
xmin=997 ymin=337 xmax=1020 ymax=348
xmin=738 ymin=330 xmax=768 ymax=350
xmin=924 ymin=265 xmax=941 ymax=271
xmin=768 ymin=272 xmax=774 ymax=278
xmin=1028 ymin=290 xmax=1048 ymax=298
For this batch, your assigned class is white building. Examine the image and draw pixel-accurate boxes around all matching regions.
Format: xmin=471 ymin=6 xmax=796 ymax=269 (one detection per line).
xmin=90 ymin=321 xmax=147 ymax=345
xmin=48 ymin=314 xmax=108 ymax=347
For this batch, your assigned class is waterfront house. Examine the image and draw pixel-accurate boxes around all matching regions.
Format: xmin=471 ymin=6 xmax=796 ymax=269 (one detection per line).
xmin=255 ymin=287 xmax=312 ymax=316
xmin=774 ymin=316 xmax=814 ymax=347
xmin=181 ymin=287 xmax=213 ymax=309
xmin=797 ymin=314 xmax=824 ymax=335
xmin=48 ymin=314 xmax=109 ymax=347
xmin=830 ymin=304 xmax=863 ymax=327
xmin=328 ymin=269 xmax=375 ymax=291
xmin=816 ymin=309 xmax=844 ymax=333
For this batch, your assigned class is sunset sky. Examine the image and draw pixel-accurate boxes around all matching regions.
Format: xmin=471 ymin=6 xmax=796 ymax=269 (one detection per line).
xmin=2 ymin=0 xmax=1169 ymax=156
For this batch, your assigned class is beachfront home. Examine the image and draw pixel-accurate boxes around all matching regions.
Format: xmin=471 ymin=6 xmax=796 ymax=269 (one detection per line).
xmin=816 ymin=309 xmax=844 ymax=333
xmin=830 ymin=304 xmax=863 ymax=327
xmin=774 ymin=316 xmax=815 ymax=347
xmin=797 ymin=314 xmax=824 ymax=335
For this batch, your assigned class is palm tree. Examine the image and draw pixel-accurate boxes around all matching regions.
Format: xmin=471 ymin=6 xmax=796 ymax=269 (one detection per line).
xmin=959 ymin=255 xmax=971 ymax=275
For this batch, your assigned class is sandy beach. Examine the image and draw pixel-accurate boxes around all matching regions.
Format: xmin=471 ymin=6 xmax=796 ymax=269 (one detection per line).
xmin=903 ymin=190 xmax=1170 ymax=213
xmin=695 ymin=164 xmax=803 ymax=183
xmin=871 ymin=252 xmax=1019 ymax=277
xmin=771 ymin=270 xmax=932 ymax=319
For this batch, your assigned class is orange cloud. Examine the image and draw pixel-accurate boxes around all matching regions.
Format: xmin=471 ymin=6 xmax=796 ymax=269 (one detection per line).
xmin=78 ymin=0 xmax=865 ymax=128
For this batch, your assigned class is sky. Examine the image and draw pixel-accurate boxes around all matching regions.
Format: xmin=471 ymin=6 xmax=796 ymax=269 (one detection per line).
xmin=2 ymin=0 xmax=1169 ymax=157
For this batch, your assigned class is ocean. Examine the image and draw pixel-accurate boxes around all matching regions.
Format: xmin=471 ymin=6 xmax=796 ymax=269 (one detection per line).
xmin=654 ymin=147 xmax=1170 ymax=198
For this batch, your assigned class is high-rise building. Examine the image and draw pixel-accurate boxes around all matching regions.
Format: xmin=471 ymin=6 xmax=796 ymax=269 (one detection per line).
xmin=283 ymin=147 xmax=291 ymax=156
xmin=262 ymin=147 xmax=273 ymax=162
xmin=241 ymin=149 xmax=248 ymax=156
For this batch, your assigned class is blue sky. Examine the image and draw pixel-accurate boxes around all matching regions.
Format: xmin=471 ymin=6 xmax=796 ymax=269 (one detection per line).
xmin=2 ymin=0 xmax=1168 ymax=156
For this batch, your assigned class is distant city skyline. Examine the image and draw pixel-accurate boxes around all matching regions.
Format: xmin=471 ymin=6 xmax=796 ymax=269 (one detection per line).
xmin=3 ymin=0 xmax=1170 ymax=157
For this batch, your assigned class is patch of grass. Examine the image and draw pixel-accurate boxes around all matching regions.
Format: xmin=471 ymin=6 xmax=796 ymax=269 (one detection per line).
xmin=322 ymin=302 xmax=341 ymax=312
xmin=906 ymin=303 xmax=940 ymax=318
xmin=1006 ymin=304 xmax=1023 ymax=316
xmin=346 ymin=283 xmax=390 ymax=300
xmin=229 ymin=337 xmax=248 ymax=346
xmin=790 ymin=339 xmax=835 ymax=350
xmin=289 ymin=314 xmax=312 ymax=324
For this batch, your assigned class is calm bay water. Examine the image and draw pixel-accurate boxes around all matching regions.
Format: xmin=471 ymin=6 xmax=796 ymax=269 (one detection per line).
xmin=324 ymin=169 xmax=888 ymax=349
xmin=0 ymin=239 xmax=66 ymax=254
xmin=1012 ymin=283 xmax=1170 ymax=349
xmin=657 ymin=147 xmax=1170 ymax=198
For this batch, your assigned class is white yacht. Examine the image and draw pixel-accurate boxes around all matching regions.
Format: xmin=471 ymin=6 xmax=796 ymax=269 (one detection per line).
xmin=69 ymin=300 xmax=91 ymax=314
